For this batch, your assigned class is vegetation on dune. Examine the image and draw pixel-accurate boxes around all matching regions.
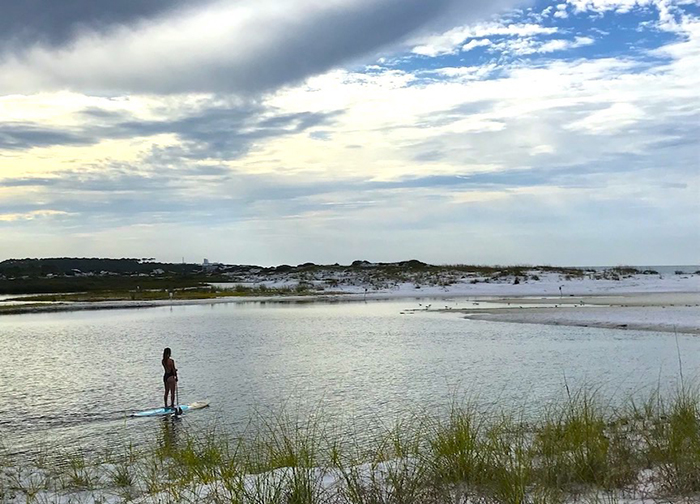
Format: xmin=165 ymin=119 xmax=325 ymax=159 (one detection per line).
xmin=3 ymin=386 xmax=700 ymax=503
xmin=0 ymin=257 xmax=202 ymax=277
xmin=0 ymin=276 xmax=208 ymax=296
xmin=1 ymin=257 xmax=690 ymax=298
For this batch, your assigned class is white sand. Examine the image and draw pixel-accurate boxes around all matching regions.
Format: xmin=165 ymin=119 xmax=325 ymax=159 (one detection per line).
xmin=464 ymin=305 xmax=700 ymax=334
xmin=327 ymin=272 xmax=699 ymax=298
xmin=2 ymin=272 xmax=698 ymax=334
xmin=454 ymin=291 xmax=700 ymax=334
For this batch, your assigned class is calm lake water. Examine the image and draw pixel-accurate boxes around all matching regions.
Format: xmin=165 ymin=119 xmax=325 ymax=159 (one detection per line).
xmin=1 ymin=298 xmax=698 ymax=460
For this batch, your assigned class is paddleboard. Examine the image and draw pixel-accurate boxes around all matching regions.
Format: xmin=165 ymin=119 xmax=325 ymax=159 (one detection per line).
xmin=131 ymin=401 xmax=209 ymax=417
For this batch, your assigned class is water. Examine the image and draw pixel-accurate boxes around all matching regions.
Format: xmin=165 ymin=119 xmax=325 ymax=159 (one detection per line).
xmin=1 ymin=298 xmax=698 ymax=461
xmin=587 ymin=265 xmax=699 ymax=274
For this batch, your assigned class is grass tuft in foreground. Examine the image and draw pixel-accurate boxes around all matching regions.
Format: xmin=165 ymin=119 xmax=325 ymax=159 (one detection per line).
xmin=3 ymin=387 xmax=700 ymax=503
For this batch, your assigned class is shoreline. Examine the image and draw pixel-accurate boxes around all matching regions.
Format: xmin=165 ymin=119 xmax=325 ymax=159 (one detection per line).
xmin=0 ymin=294 xmax=361 ymax=316
xmin=2 ymin=289 xmax=699 ymax=336
xmin=461 ymin=308 xmax=700 ymax=335
xmin=450 ymin=291 xmax=700 ymax=335
xmin=4 ymin=288 xmax=698 ymax=310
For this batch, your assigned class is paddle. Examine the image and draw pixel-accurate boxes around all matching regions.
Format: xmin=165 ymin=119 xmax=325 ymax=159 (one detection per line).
xmin=175 ymin=376 xmax=183 ymax=415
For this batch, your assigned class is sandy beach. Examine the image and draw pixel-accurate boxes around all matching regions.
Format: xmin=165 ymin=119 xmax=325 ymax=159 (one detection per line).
xmin=458 ymin=292 xmax=700 ymax=334
xmin=2 ymin=273 xmax=698 ymax=335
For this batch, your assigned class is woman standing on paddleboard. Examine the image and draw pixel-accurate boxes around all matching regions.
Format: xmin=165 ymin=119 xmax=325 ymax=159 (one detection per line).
xmin=162 ymin=348 xmax=178 ymax=409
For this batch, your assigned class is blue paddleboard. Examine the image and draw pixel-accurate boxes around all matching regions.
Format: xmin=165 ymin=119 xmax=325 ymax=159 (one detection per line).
xmin=131 ymin=401 xmax=209 ymax=417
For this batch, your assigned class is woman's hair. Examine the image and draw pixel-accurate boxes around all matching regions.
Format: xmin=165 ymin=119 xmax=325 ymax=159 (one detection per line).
xmin=162 ymin=347 xmax=171 ymax=366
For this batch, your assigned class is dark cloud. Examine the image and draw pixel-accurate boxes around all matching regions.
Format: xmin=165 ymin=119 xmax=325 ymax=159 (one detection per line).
xmin=0 ymin=0 xmax=200 ymax=50
xmin=0 ymin=123 xmax=94 ymax=150
xmin=79 ymin=107 xmax=131 ymax=120
xmin=0 ymin=103 xmax=341 ymax=157
xmin=129 ymin=106 xmax=342 ymax=160
xmin=0 ymin=0 xmax=524 ymax=94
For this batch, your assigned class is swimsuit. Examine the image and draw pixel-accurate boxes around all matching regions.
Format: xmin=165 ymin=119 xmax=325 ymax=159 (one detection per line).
xmin=163 ymin=360 xmax=176 ymax=384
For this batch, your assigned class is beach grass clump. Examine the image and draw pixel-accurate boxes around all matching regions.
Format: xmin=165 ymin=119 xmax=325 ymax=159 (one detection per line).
xmin=532 ymin=392 xmax=638 ymax=494
xmin=644 ymin=387 xmax=700 ymax=495
xmin=426 ymin=404 xmax=484 ymax=492
xmin=166 ymin=431 xmax=229 ymax=485
xmin=255 ymin=418 xmax=325 ymax=504
xmin=479 ymin=415 xmax=532 ymax=503
xmin=332 ymin=420 xmax=434 ymax=504
xmin=62 ymin=449 xmax=98 ymax=491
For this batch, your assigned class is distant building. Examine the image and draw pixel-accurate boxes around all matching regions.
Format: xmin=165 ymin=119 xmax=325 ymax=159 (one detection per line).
xmin=203 ymin=258 xmax=222 ymax=272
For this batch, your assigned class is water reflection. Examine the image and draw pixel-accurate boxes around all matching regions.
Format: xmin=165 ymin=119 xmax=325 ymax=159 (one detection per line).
xmin=157 ymin=416 xmax=184 ymax=456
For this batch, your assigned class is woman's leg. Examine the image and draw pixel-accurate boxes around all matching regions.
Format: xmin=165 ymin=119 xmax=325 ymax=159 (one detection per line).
xmin=167 ymin=377 xmax=176 ymax=407
xmin=163 ymin=381 xmax=169 ymax=408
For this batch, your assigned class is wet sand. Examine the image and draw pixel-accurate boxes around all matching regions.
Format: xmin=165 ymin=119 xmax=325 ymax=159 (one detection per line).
xmin=457 ymin=292 xmax=700 ymax=334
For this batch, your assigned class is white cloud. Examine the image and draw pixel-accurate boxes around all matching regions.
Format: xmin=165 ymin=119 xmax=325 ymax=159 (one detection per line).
xmin=565 ymin=102 xmax=646 ymax=133
xmin=565 ymin=0 xmax=696 ymax=17
xmin=429 ymin=64 xmax=498 ymax=79
xmin=411 ymin=22 xmax=558 ymax=56
xmin=554 ymin=3 xmax=570 ymax=18
xmin=529 ymin=144 xmax=556 ymax=155
xmin=566 ymin=0 xmax=655 ymax=14
xmin=462 ymin=38 xmax=493 ymax=51
xmin=490 ymin=34 xmax=595 ymax=54
xmin=541 ymin=35 xmax=595 ymax=51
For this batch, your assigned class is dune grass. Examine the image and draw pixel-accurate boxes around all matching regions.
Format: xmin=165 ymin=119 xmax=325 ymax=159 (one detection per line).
xmin=3 ymin=387 xmax=700 ymax=503
xmin=12 ymin=284 xmax=316 ymax=303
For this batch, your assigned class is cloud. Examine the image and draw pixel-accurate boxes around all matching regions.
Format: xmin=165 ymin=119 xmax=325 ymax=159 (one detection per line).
xmin=0 ymin=123 xmax=95 ymax=150
xmin=0 ymin=0 xmax=525 ymax=95
xmin=411 ymin=21 xmax=558 ymax=56
xmin=0 ymin=209 xmax=72 ymax=222
xmin=481 ymin=34 xmax=595 ymax=55
xmin=539 ymin=35 xmax=595 ymax=52
xmin=565 ymin=102 xmax=646 ymax=133
xmin=120 ymin=106 xmax=342 ymax=160
xmin=565 ymin=0 xmax=656 ymax=14
xmin=462 ymin=39 xmax=493 ymax=52
xmin=0 ymin=101 xmax=340 ymax=158
xmin=554 ymin=3 xmax=570 ymax=18
xmin=429 ymin=65 xmax=498 ymax=79
xmin=565 ymin=0 xmax=697 ymax=18
xmin=0 ymin=1 xmax=199 ymax=51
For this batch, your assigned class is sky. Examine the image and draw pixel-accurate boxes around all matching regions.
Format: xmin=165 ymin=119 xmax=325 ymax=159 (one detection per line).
xmin=0 ymin=0 xmax=698 ymax=266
